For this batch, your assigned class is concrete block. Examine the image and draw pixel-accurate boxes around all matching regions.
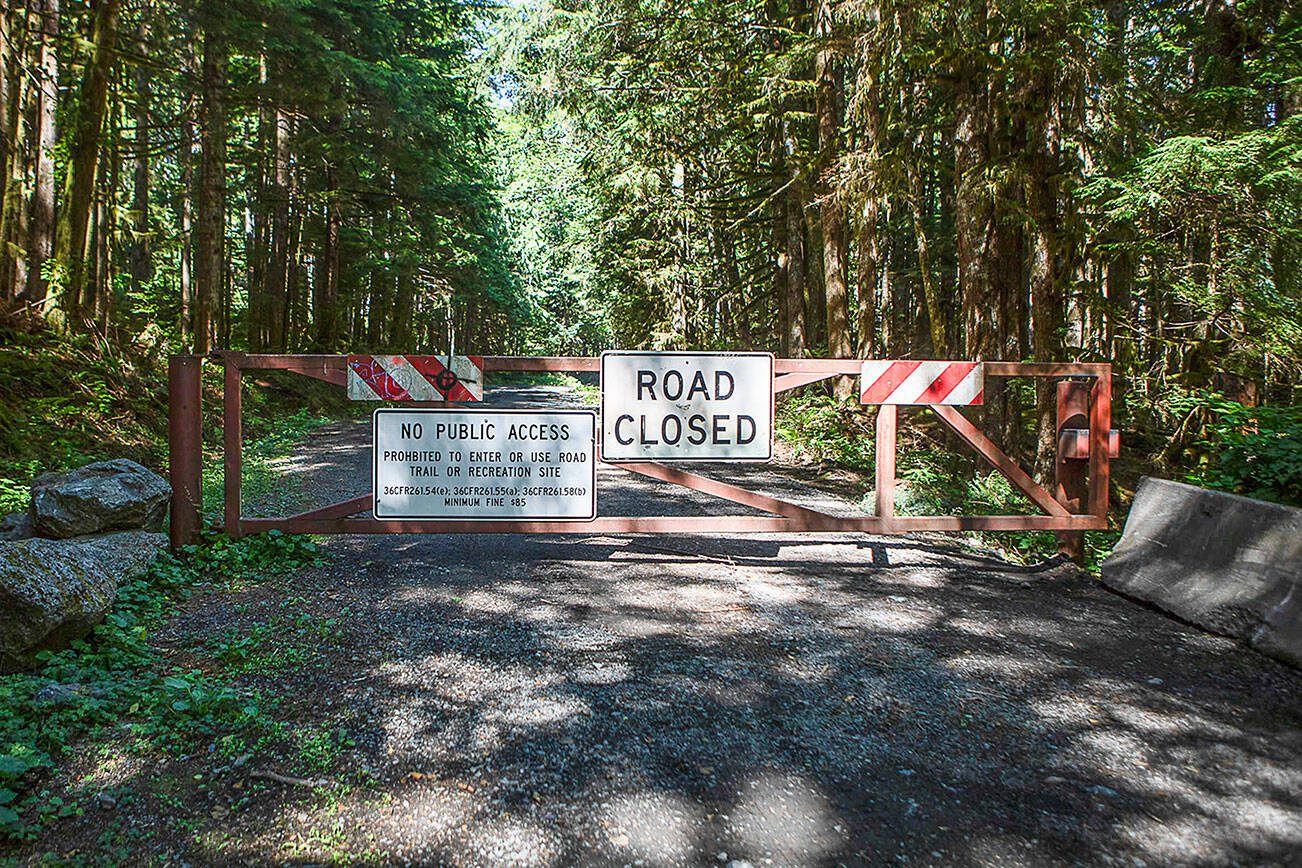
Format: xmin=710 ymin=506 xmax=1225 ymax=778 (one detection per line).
xmin=1101 ymin=476 xmax=1302 ymax=668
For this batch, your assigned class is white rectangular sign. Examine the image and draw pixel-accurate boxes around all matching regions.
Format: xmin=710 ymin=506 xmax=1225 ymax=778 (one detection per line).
xmin=373 ymin=409 xmax=596 ymax=520
xmin=600 ymin=351 xmax=773 ymax=461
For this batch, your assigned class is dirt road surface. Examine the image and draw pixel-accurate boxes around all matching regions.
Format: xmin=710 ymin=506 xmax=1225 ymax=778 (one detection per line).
xmin=29 ymin=385 xmax=1302 ymax=865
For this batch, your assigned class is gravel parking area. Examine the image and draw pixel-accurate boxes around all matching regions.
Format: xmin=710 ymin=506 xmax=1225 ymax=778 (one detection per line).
xmin=194 ymin=385 xmax=1302 ymax=866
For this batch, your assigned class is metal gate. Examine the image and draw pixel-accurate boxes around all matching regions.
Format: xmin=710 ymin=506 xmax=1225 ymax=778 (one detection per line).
xmin=166 ymin=353 xmax=1114 ymax=555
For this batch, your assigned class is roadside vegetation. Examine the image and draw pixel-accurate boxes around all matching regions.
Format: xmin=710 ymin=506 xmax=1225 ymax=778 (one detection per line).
xmin=775 ymin=388 xmax=1301 ymax=571
xmin=0 ymin=326 xmax=357 ymax=853
xmin=0 ymin=532 xmax=323 ymax=844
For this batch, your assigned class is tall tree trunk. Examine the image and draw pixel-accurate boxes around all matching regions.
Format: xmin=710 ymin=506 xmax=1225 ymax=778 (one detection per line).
xmin=194 ymin=27 xmax=226 ymax=354
xmin=128 ymin=8 xmax=152 ymax=292
xmin=783 ymin=182 xmax=807 ymax=358
xmin=815 ymin=0 xmax=851 ymax=386
xmin=906 ymin=154 xmax=947 ymax=356
xmin=853 ymin=6 xmax=884 ymax=360
xmin=0 ymin=0 xmax=14 ymax=295
xmin=58 ymin=0 xmax=122 ymax=325
xmin=1026 ymin=80 xmax=1066 ymax=480
xmin=855 ymin=199 xmax=879 ymax=358
xmin=313 ymin=168 xmax=340 ymax=349
xmin=267 ymin=108 xmax=292 ymax=350
xmin=24 ymin=0 xmax=57 ymax=307
xmin=0 ymin=0 xmax=30 ymax=301
xmin=247 ymin=55 xmax=272 ymax=351
xmin=954 ymin=2 xmax=993 ymax=362
xmin=390 ymin=268 xmax=414 ymax=349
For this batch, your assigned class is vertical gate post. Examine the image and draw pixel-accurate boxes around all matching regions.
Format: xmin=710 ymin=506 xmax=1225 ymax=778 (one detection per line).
xmin=223 ymin=354 xmax=244 ymax=539
xmin=1055 ymin=380 xmax=1090 ymax=561
xmin=875 ymin=405 xmax=898 ymax=525
xmin=167 ymin=355 xmax=203 ymax=551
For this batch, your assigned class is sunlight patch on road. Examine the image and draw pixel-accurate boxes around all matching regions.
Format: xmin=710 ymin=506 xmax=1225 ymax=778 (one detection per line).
xmin=465 ymin=814 xmax=559 ymax=867
xmin=604 ymin=791 xmax=702 ymax=864
xmin=840 ymin=602 xmax=940 ymax=633
xmin=948 ymin=650 xmax=1055 ymax=681
xmin=729 ymin=771 xmax=840 ymax=862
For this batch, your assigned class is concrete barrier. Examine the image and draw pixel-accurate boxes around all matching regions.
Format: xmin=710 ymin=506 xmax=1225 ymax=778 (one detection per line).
xmin=1101 ymin=477 xmax=1302 ymax=668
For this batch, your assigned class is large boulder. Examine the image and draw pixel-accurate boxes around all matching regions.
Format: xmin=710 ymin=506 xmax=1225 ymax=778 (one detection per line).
xmin=0 ymin=530 xmax=166 ymax=672
xmin=32 ymin=459 xmax=170 ymax=539
xmin=1101 ymin=477 xmax=1302 ymax=668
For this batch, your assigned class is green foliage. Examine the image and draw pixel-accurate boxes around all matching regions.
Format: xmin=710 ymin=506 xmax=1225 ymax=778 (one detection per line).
xmin=0 ymin=328 xmax=170 ymax=487
xmin=1086 ymin=116 xmax=1302 ymax=376
xmin=776 ymin=394 xmax=874 ymax=471
xmin=1187 ymin=396 xmax=1302 ymax=506
xmin=0 ymin=533 xmax=323 ymax=840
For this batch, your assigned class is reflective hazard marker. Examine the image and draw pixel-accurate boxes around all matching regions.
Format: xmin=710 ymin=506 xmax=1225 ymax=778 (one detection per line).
xmin=348 ymin=355 xmax=484 ymax=401
xmin=600 ymin=351 xmax=774 ymax=461
xmin=372 ymin=408 xmax=596 ymax=520
xmin=859 ymin=360 xmax=984 ymax=405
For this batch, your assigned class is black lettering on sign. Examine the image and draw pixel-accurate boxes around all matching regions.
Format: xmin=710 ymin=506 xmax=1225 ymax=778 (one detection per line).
xmin=687 ymin=370 xmax=709 ymax=399
xmin=640 ymin=416 xmax=659 ymax=445
xmin=615 ymin=414 xmax=635 ymax=445
xmin=712 ymin=416 xmax=730 ymax=444
xmin=687 ymin=414 xmax=708 ymax=445
xmin=662 ymin=415 xmax=682 ymax=444
xmin=737 ymin=415 xmax=756 ymax=444
xmin=715 ymin=371 xmax=734 ymax=400
xmin=637 ymin=370 xmax=657 ymax=400
xmin=400 ymin=422 xmax=423 ymax=439
xmin=664 ymin=369 xmax=684 ymax=400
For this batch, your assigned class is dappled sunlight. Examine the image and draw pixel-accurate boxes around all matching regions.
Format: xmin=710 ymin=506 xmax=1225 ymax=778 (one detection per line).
xmin=839 ymin=600 xmax=942 ymax=634
xmin=729 ymin=771 xmax=841 ymax=862
xmin=44 ymin=414 xmax=1293 ymax=865
xmin=603 ymin=791 xmax=702 ymax=864
xmin=946 ymin=650 xmax=1060 ymax=681
xmin=464 ymin=815 xmax=560 ymax=867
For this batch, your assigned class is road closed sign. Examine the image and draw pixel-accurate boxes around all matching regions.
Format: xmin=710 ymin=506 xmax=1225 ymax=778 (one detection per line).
xmin=600 ymin=351 xmax=773 ymax=461
xmin=373 ymin=408 xmax=597 ymax=520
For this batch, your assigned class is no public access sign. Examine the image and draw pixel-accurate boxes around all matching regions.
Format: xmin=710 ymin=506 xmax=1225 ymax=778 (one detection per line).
xmin=600 ymin=351 xmax=774 ymax=461
xmin=372 ymin=408 xmax=597 ymax=520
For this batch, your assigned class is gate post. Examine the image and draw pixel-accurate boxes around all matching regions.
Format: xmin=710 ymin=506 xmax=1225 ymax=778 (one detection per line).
xmin=223 ymin=354 xmax=243 ymax=539
xmin=1055 ymin=381 xmax=1090 ymax=561
xmin=168 ymin=355 xmax=203 ymax=550
xmin=875 ymin=405 xmax=897 ymax=523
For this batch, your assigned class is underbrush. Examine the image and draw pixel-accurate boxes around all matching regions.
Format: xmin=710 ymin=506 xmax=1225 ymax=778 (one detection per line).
xmin=1176 ymin=391 xmax=1302 ymax=507
xmin=777 ymin=392 xmax=1118 ymax=570
xmin=0 ymin=532 xmax=324 ymax=841
xmin=0 ymin=325 xmax=351 ymax=515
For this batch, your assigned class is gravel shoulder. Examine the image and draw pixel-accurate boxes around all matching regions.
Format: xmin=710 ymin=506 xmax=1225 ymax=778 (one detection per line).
xmin=16 ymin=385 xmax=1302 ymax=866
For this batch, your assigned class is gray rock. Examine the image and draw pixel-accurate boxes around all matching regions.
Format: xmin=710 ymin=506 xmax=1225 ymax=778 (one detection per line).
xmin=860 ymin=480 xmax=933 ymax=516
xmin=0 ymin=511 xmax=34 ymax=541
xmin=0 ymin=530 xmax=166 ymax=672
xmin=1101 ymin=477 xmax=1302 ymax=668
xmin=32 ymin=459 xmax=170 ymax=539
xmin=32 ymin=681 xmax=106 ymax=705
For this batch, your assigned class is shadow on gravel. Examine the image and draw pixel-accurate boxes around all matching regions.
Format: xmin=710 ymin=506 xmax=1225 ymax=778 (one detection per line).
xmin=186 ymin=532 xmax=1301 ymax=866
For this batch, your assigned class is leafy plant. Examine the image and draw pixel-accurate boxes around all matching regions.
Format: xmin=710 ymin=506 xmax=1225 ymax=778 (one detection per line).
xmin=1192 ymin=397 xmax=1302 ymax=506
xmin=0 ymin=533 xmax=323 ymax=840
xmin=776 ymin=393 xmax=874 ymax=470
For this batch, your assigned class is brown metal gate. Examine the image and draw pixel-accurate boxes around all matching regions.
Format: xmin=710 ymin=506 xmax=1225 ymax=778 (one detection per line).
xmin=166 ymin=354 xmax=1114 ymax=554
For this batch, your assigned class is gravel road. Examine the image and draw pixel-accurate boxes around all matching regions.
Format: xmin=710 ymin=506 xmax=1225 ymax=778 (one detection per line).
xmin=220 ymin=385 xmax=1302 ymax=866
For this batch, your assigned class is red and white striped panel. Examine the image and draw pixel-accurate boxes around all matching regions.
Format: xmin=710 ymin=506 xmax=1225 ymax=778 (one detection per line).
xmin=347 ymin=355 xmax=484 ymax=401
xmin=859 ymin=360 xmax=984 ymax=405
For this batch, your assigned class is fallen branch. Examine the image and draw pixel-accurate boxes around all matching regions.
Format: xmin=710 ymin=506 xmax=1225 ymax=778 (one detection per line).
xmin=249 ymin=769 xmax=330 ymax=788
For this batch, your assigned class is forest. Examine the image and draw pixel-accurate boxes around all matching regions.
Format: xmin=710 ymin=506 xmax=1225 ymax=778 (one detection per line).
xmin=0 ymin=0 xmax=1299 ymax=500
